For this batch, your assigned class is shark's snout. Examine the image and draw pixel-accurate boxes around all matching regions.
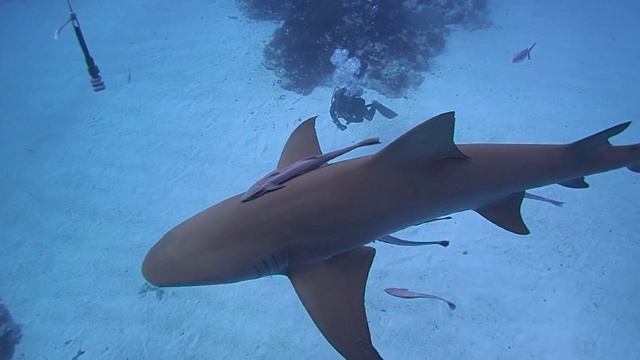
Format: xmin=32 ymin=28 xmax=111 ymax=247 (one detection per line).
xmin=141 ymin=246 xmax=170 ymax=287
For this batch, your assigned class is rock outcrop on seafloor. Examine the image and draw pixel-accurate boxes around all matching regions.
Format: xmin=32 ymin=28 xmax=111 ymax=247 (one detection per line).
xmin=0 ymin=301 xmax=22 ymax=360
xmin=236 ymin=0 xmax=488 ymax=97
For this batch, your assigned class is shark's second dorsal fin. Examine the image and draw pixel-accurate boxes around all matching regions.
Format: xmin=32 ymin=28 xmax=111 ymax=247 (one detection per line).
xmin=372 ymin=111 xmax=469 ymax=168
xmin=475 ymin=191 xmax=530 ymax=235
xmin=287 ymin=246 xmax=383 ymax=360
xmin=277 ymin=116 xmax=322 ymax=169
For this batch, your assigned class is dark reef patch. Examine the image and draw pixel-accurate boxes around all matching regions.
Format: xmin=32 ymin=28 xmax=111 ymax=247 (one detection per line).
xmin=237 ymin=0 xmax=489 ymax=97
xmin=0 ymin=301 xmax=22 ymax=360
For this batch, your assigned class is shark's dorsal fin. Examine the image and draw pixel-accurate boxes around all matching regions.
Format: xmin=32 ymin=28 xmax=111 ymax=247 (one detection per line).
xmin=372 ymin=111 xmax=469 ymax=168
xmin=277 ymin=116 xmax=322 ymax=169
xmin=475 ymin=191 xmax=530 ymax=235
xmin=287 ymin=246 xmax=383 ymax=360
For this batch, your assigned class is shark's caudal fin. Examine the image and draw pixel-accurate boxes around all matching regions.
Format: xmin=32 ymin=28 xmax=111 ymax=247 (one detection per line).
xmin=277 ymin=116 xmax=322 ymax=169
xmin=287 ymin=246 xmax=383 ymax=360
xmin=475 ymin=191 xmax=530 ymax=235
xmin=558 ymin=121 xmax=634 ymax=187
xmin=568 ymin=121 xmax=631 ymax=155
xmin=372 ymin=111 xmax=469 ymax=168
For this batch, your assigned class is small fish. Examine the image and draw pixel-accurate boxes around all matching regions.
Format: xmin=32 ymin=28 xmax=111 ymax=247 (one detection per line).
xmin=71 ymin=347 xmax=86 ymax=360
xmin=378 ymin=235 xmax=449 ymax=247
xmin=524 ymin=192 xmax=564 ymax=207
xmin=512 ymin=42 xmax=537 ymax=63
xmin=385 ymin=288 xmax=456 ymax=310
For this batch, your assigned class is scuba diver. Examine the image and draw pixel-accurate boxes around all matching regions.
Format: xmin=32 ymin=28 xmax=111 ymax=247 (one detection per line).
xmin=329 ymin=86 xmax=398 ymax=131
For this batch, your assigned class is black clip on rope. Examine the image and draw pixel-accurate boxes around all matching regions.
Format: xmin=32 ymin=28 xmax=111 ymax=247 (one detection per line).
xmin=56 ymin=0 xmax=105 ymax=92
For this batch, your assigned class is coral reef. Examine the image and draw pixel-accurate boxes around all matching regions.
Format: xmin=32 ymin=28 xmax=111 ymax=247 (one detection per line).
xmin=237 ymin=0 xmax=488 ymax=97
xmin=0 ymin=301 xmax=22 ymax=360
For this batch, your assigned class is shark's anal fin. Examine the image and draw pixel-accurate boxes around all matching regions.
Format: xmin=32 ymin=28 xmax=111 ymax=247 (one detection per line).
xmin=287 ymin=246 xmax=383 ymax=360
xmin=278 ymin=116 xmax=322 ymax=169
xmin=475 ymin=191 xmax=530 ymax=235
xmin=558 ymin=177 xmax=589 ymax=189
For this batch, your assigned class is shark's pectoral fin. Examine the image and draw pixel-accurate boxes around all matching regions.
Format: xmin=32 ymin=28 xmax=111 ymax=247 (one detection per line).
xmin=475 ymin=191 xmax=530 ymax=235
xmin=558 ymin=177 xmax=589 ymax=189
xmin=278 ymin=116 xmax=323 ymax=169
xmin=373 ymin=112 xmax=469 ymax=168
xmin=287 ymin=246 xmax=383 ymax=360
xmin=628 ymin=164 xmax=640 ymax=173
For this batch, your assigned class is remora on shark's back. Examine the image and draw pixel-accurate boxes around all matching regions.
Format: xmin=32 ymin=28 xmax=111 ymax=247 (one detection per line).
xmin=242 ymin=129 xmax=380 ymax=202
xmin=142 ymin=112 xmax=640 ymax=359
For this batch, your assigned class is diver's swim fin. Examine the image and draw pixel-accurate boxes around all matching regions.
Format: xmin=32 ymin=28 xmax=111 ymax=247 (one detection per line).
xmin=373 ymin=102 xmax=398 ymax=119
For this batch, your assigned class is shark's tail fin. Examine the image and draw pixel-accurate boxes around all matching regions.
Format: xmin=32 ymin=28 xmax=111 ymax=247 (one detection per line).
xmin=568 ymin=121 xmax=631 ymax=155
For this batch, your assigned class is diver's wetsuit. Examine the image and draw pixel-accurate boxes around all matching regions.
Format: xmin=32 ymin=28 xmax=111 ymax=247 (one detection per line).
xmin=330 ymin=87 xmax=376 ymax=130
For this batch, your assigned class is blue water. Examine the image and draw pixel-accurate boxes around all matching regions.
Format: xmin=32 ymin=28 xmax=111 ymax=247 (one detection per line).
xmin=1 ymin=0 xmax=638 ymax=359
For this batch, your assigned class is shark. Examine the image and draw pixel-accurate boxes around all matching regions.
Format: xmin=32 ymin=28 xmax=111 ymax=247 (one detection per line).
xmin=142 ymin=112 xmax=640 ymax=359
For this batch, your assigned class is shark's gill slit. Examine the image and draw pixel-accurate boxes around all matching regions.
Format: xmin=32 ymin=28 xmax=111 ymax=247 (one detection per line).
xmin=281 ymin=249 xmax=291 ymax=270
xmin=253 ymin=265 xmax=263 ymax=278
xmin=261 ymin=259 xmax=272 ymax=274
xmin=270 ymin=254 xmax=279 ymax=268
